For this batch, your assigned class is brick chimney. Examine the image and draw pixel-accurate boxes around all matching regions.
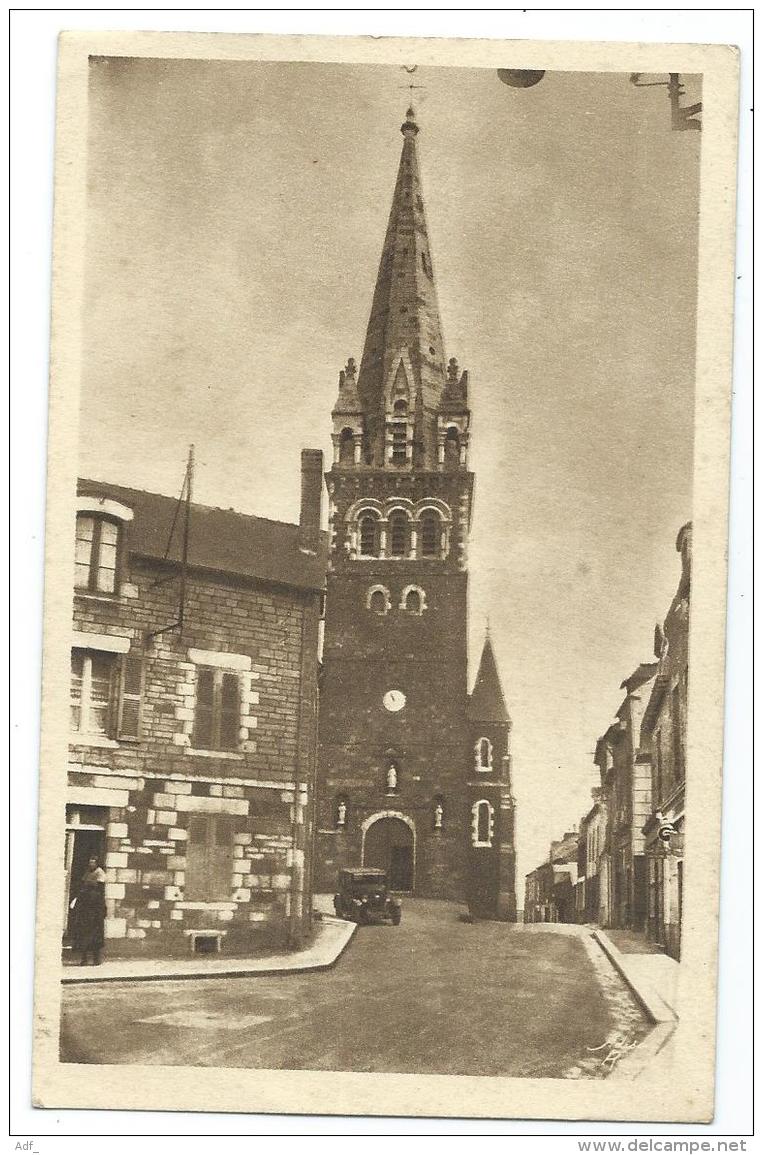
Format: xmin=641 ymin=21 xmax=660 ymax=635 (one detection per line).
xmin=299 ymin=449 xmax=323 ymax=553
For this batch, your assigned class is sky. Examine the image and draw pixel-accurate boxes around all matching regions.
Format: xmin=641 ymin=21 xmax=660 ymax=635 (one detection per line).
xmin=80 ymin=58 xmax=701 ymax=893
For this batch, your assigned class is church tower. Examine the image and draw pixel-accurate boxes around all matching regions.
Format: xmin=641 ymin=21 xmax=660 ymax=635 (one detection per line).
xmin=315 ymin=108 xmax=516 ymax=916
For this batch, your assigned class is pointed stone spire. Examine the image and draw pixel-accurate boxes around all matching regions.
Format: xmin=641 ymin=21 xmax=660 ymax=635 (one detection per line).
xmin=356 ymin=106 xmax=448 ymax=467
xmin=469 ymin=634 xmax=511 ymax=723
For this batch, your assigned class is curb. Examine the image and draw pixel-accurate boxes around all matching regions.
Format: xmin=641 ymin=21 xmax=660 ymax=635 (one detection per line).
xmin=592 ymin=929 xmax=676 ymax=1023
xmin=590 ymin=929 xmax=677 ymax=1081
xmin=61 ymin=917 xmax=356 ymax=985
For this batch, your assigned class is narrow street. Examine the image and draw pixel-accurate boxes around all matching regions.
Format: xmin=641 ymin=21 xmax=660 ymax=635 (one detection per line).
xmin=61 ymin=901 xmax=648 ymax=1078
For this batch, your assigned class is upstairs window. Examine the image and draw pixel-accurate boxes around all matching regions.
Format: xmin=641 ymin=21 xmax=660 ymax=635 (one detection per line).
xmin=194 ymin=668 xmax=240 ymax=752
xmin=75 ymin=515 xmax=120 ymax=593
xmin=70 ymin=648 xmax=144 ymax=741
xmin=71 ymin=651 xmax=115 ymax=736
xmin=388 ymin=512 xmax=409 ymax=557
xmin=359 ymin=514 xmax=379 ymax=557
xmin=420 ymin=511 xmax=441 ymax=558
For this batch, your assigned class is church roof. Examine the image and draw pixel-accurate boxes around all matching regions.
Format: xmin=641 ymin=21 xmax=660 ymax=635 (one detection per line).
xmin=355 ymin=107 xmax=449 ymax=462
xmin=468 ymin=635 xmax=511 ymax=723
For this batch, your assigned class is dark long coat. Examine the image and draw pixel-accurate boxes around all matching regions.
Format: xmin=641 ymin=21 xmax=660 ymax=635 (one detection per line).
xmin=71 ymin=867 xmax=107 ymax=951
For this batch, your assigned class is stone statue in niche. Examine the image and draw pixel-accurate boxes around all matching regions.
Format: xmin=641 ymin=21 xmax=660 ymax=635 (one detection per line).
xmin=386 ymin=763 xmax=398 ymax=792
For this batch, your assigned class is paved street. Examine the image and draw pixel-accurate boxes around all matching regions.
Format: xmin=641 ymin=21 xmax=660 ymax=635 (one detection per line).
xmin=61 ymin=901 xmax=647 ymax=1078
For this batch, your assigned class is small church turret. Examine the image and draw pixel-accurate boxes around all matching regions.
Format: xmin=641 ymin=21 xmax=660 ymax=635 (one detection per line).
xmin=467 ymin=632 xmax=517 ymax=920
xmin=331 ymin=357 xmax=365 ymax=467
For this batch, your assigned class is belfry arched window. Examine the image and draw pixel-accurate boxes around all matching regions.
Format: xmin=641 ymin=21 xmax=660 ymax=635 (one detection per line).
xmin=420 ymin=511 xmax=441 ymax=558
xmin=476 ymin=737 xmax=493 ymax=771
xmin=339 ymin=427 xmax=354 ymax=465
xmin=404 ymin=588 xmax=423 ymax=614
xmin=388 ymin=511 xmax=409 ymax=558
xmin=472 ymin=800 xmax=494 ymax=848
xmin=359 ymin=513 xmax=380 ymax=557
xmin=391 ymin=423 xmax=407 ymax=464
xmin=366 ymin=585 xmax=390 ymax=615
xmin=444 ymin=427 xmax=460 ymax=470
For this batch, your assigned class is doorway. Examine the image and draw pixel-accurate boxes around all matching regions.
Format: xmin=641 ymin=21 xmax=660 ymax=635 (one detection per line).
xmin=64 ymin=806 xmax=107 ymax=937
xmin=363 ymin=816 xmax=414 ymax=891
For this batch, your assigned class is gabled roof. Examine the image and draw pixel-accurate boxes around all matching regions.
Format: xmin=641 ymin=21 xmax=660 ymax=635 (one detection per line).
xmin=77 ymin=478 xmax=328 ymax=594
xmin=468 ymin=635 xmax=510 ymax=723
xmin=620 ymin=661 xmax=659 ymax=695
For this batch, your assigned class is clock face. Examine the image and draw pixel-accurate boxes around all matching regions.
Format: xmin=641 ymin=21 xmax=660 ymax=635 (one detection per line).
xmin=383 ymin=689 xmax=406 ymax=712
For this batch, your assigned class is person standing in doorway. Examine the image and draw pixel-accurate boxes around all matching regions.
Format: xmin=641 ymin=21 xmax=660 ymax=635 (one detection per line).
xmin=70 ymin=856 xmax=107 ymax=965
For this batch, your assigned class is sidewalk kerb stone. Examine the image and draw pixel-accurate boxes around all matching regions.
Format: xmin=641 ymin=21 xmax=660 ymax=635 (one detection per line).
xmin=61 ymin=916 xmax=356 ymax=985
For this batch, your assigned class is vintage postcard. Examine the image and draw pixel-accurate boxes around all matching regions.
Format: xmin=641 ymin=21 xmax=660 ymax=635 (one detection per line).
xmin=33 ymin=31 xmax=738 ymax=1122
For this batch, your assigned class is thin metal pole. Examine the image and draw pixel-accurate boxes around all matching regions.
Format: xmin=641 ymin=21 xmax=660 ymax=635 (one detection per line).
xmin=178 ymin=445 xmax=194 ymax=639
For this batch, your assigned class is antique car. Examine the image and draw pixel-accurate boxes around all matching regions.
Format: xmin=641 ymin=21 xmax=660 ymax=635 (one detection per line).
xmin=333 ymin=867 xmax=403 ymax=925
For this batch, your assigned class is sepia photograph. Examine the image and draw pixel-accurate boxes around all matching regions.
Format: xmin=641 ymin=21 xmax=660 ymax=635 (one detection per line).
xmin=29 ymin=30 xmax=740 ymax=1124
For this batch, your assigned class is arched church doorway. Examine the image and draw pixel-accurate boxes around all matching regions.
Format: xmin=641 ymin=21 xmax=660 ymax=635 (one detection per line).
xmin=363 ymin=815 xmax=414 ymax=892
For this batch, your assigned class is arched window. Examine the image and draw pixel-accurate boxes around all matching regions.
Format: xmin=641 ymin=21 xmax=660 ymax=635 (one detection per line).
xmin=391 ymin=423 xmax=407 ymax=464
xmin=393 ymin=398 xmax=408 ymax=416
xmin=420 ymin=511 xmax=441 ymax=558
xmin=359 ymin=514 xmax=379 ymax=557
xmin=404 ymin=588 xmax=423 ymax=614
xmin=339 ymin=428 xmax=354 ymax=465
xmin=444 ymin=427 xmax=460 ymax=469
xmin=367 ymin=587 xmax=389 ymax=615
xmin=476 ymin=737 xmax=492 ymax=771
xmin=472 ymin=800 xmax=494 ymax=847
xmin=388 ymin=511 xmax=409 ymax=557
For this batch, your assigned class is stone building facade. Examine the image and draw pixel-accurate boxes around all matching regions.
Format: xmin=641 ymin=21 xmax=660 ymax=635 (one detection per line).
xmin=594 ymin=662 xmax=658 ymax=932
xmin=66 ymin=452 xmax=326 ymax=956
xmin=314 ymin=107 xmax=516 ymax=919
xmin=640 ymin=523 xmax=691 ymax=960
xmin=523 ymin=831 xmax=579 ymax=924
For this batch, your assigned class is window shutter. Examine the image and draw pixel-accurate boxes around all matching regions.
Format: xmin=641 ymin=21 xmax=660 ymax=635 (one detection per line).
xmin=194 ymin=668 xmax=215 ymax=749
xmin=118 ymin=653 xmax=144 ymax=741
xmin=185 ymin=815 xmax=211 ymax=901
xmin=209 ymin=815 xmax=235 ymax=900
xmin=219 ymin=673 xmax=240 ymax=751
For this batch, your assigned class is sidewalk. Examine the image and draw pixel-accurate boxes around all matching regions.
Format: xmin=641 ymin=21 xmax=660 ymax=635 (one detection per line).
xmin=599 ymin=928 xmax=679 ymax=1018
xmin=61 ymin=915 xmax=355 ymax=984
xmin=591 ymin=928 xmax=674 ymax=1021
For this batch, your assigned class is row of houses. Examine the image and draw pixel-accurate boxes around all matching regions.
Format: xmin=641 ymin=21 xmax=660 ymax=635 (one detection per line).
xmin=525 ymin=523 xmax=691 ymax=960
